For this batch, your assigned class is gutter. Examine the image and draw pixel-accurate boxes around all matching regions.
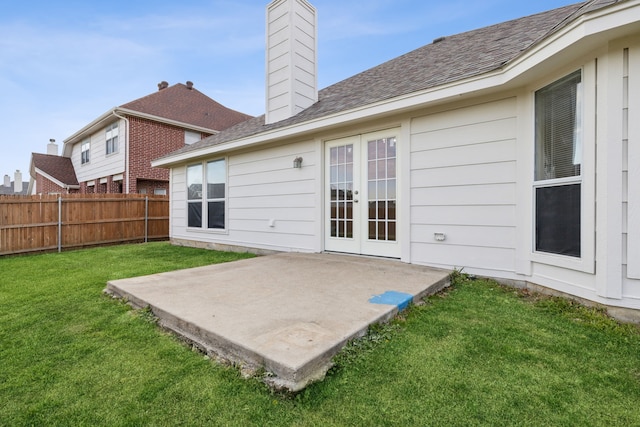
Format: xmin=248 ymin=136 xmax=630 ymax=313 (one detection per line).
xmin=112 ymin=110 xmax=130 ymax=193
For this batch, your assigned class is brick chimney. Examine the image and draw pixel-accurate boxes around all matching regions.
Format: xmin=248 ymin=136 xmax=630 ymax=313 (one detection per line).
xmin=3 ymin=174 xmax=10 ymax=188
xmin=14 ymin=170 xmax=22 ymax=193
xmin=47 ymin=138 xmax=58 ymax=156
xmin=265 ymin=0 xmax=318 ymax=125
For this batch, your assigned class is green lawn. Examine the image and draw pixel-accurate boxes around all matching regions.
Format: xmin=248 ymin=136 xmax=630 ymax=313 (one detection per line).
xmin=1 ymin=243 xmax=639 ymax=426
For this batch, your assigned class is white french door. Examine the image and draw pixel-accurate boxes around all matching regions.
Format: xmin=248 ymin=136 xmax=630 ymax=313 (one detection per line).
xmin=324 ymin=129 xmax=400 ymax=258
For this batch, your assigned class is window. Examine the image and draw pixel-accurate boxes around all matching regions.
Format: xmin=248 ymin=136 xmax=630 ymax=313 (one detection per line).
xmin=534 ymin=70 xmax=582 ymax=257
xmin=81 ymin=138 xmax=90 ymax=164
xmin=185 ymin=130 xmax=201 ymax=145
xmin=154 ymin=188 xmax=167 ymax=196
xmin=105 ymin=122 xmax=119 ymax=155
xmin=187 ymin=159 xmax=226 ymax=229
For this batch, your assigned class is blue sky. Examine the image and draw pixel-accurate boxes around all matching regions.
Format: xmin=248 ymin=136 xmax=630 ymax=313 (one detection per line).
xmin=0 ymin=0 xmax=576 ymax=181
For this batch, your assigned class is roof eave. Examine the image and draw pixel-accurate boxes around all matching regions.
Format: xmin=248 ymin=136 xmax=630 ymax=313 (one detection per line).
xmin=153 ymin=0 xmax=640 ymax=168
xmin=62 ymin=109 xmax=117 ymax=155
xmin=62 ymin=107 xmax=220 ymax=157
xmin=34 ymin=167 xmax=79 ymax=189
xmin=116 ymin=108 xmax=221 ymax=135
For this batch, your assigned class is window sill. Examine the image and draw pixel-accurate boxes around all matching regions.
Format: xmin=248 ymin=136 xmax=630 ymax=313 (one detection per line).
xmin=186 ymin=227 xmax=229 ymax=236
xmin=531 ymin=250 xmax=594 ymax=274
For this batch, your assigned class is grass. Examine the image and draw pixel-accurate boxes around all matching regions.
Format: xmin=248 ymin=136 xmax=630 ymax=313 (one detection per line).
xmin=1 ymin=243 xmax=640 ymax=426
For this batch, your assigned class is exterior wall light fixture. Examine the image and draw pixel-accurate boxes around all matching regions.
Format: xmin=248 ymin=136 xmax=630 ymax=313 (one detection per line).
xmin=293 ymin=157 xmax=303 ymax=168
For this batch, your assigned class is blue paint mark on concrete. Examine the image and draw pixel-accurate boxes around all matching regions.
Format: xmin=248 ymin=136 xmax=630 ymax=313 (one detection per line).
xmin=369 ymin=291 xmax=414 ymax=311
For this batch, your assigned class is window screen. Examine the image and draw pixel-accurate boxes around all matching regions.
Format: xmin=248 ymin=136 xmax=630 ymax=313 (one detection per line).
xmin=535 ymin=184 xmax=581 ymax=257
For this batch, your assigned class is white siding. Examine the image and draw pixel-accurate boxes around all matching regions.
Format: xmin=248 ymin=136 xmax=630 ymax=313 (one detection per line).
xmin=73 ymin=118 xmax=125 ymax=182
xmin=265 ymin=0 xmax=317 ymax=124
xmin=623 ymin=40 xmax=640 ymax=297
xmin=170 ymin=140 xmax=318 ymax=253
xmin=409 ymin=97 xmax=518 ymax=275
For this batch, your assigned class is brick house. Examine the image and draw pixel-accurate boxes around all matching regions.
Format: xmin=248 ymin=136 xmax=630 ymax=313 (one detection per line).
xmin=28 ymin=81 xmax=251 ymax=195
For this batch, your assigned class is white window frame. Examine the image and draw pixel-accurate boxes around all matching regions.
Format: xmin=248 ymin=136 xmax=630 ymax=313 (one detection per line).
xmin=105 ymin=122 xmax=119 ymax=155
xmin=81 ymin=138 xmax=90 ymax=164
xmin=185 ymin=130 xmax=202 ymax=145
xmin=186 ymin=159 xmax=227 ymax=231
xmin=530 ymin=65 xmax=596 ymax=273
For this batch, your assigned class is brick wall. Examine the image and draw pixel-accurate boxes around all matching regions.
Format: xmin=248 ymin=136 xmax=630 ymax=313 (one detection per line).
xmin=127 ymin=116 xmax=210 ymax=194
xmin=36 ymin=173 xmax=79 ymax=194
xmin=136 ymin=179 xmax=170 ymax=195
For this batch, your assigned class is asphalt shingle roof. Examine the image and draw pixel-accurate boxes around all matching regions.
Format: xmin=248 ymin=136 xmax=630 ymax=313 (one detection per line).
xmin=120 ymin=82 xmax=253 ymax=131
xmin=0 ymin=182 xmax=29 ymax=195
xmin=32 ymin=153 xmax=79 ymax=186
xmin=162 ymin=0 xmax=621 ymax=160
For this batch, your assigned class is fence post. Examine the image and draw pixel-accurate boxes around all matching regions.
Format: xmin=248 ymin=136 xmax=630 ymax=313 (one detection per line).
xmin=58 ymin=196 xmax=62 ymax=253
xmin=145 ymin=196 xmax=149 ymax=243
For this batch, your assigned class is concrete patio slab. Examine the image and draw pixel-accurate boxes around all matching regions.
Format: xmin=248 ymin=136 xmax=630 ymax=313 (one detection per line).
xmin=105 ymin=252 xmax=450 ymax=391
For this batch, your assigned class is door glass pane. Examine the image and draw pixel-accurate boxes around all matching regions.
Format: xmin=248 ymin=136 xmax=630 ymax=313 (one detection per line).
xmin=367 ymin=136 xmax=397 ymax=241
xmin=368 ymin=161 xmax=376 ymax=180
xmin=377 ymin=181 xmax=387 ymax=199
xmin=346 ymin=145 xmax=353 ymax=163
xmin=377 ymin=139 xmax=386 ymax=158
xmin=331 ymin=184 xmax=338 ymax=201
xmin=330 ymin=143 xmax=354 ymax=240
xmin=338 ymin=164 xmax=346 ymax=182
xmin=368 ymin=181 xmax=376 ymax=200
xmin=377 ymin=159 xmax=386 ymax=178
xmin=388 ymin=137 xmax=397 ymax=157
xmin=368 ymin=141 xmax=376 ymax=160
xmin=387 ymin=179 xmax=396 ymax=199
xmin=387 ymin=158 xmax=396 ymax=179
xmin=368 ymin=221 xmax=376 ymax=240
xmin=377 ymin=201 xmax=387 ymax=220
xmin=388 ymin=201 xmax=396 ymax=220
xmin=378 ymin=222 xmax=386 ymax=241
xmin=388 ymin=222 xmax=396 ymax=241
xmin=330 ymin=166 xmax=338 ymax=183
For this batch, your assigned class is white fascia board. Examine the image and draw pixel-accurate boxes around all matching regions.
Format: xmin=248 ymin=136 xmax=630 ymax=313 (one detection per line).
xmin=153 ymin=0 xmax=640 ymax=168
xmin=62 ymin=109 xmax=117 ymax=157
xmin=62 ymin=108 xmax=220 ymax=158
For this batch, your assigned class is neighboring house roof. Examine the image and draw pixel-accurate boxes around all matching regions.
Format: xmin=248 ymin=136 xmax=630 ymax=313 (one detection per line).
xmin=62 ymin=82 xmax=253 ymax=154
xmin=31 ymin=153 xmax=79 ymax=187
xmin=155 ymin=0 xmax=626 ymax=165
xmin=120 ymin=82 xmax=253 ymax=131
xmin=0 ymin=182 xmax=29 ymax=195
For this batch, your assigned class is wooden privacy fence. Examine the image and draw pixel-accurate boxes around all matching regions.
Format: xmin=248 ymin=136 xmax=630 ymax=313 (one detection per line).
xmin=0 ymin=194 xmax=169 ymax=256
